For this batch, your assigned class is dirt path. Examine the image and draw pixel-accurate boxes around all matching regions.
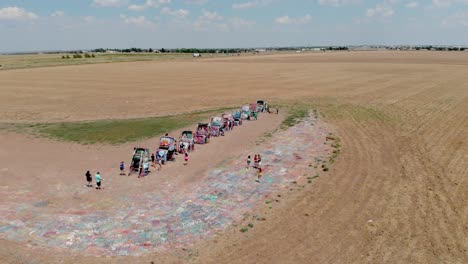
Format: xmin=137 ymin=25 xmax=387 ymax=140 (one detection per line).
xmin=0 ymin=111 xmax=288 ymax=261
xmin=0 ymin=112 xmax=284 ymax=206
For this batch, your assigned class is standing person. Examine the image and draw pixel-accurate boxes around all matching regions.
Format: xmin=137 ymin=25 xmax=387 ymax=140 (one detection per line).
xmin=258 ymin=154 xmax=262 ymax=168
xmin=151 ymin=153 xmax=155 ymax=167
xmin=184 ymin=152 xmax=189 ymax=165
xmin=157 ymin=158 xmax=162 ymax=170
xmin=95 ymin=172 xmax=102 ymax=190
xmin=246 ymin=155 xmax=251 ymax=168
xmin=253 ymin=155 xmax=258 ymax=169
xmin=256 ymin=168 xmax=263 ymax=182
xmin=276 ymin=107 xmax=279 ymax=114
xmin=119 ymin=161 xmax=125 ymax=175
xmin=85 ymin=170 xmax=92 ymax=187
xmin=254 ymin=111 xmax=258 ymax=120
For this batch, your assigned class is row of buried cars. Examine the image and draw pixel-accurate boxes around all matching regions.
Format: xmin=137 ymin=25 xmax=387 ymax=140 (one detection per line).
xmin=128 ymin=100 xmax=268 ymax=176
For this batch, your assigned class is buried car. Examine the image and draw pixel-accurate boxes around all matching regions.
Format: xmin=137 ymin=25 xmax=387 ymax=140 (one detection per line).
xmin=156 ymin=136 xmax=176 ymax=164
xmin=233 ymin=110 xmax=243 ymax=125
xmin=241 ymin=105 xmax=251 ymax=120
xmin=210 ymin=117 xmax=223 ymax=136
xmin=195 ymin=123 xmax=211 ymax=144
xmin=128 ymin=147 xmax=151 ymax=176
xmin=179 ymin=130 xmax=195 ymax=153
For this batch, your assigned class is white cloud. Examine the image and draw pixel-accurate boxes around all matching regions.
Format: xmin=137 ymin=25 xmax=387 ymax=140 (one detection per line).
xmin=200 ymin=10 xmax=223 ymax=20
xmin=128 ymin=0 xmax=171 ymax=11
xmin=232 ymin=0 xmax=276 ymax=10
xmin=128 ymin=4 xmax=148 ymax=11
xmin=93 ymin=0 xmax=128 ymax=7
xmin=0 ymin=6 xmax=38 ymax=21
xmin=432 ymin=0 xmax=468 ymax=7
xmin=51 ymin=10 xmax=65 ymax=17
xmin=406 ymin=1 xmax=419 ymax=8
xmin=192 ymin=10 xmax=227 ymax=31
xmin=318 ymin=0 xmax=362 ymax=6
xmin=120 ymin=14 xmax=155 ymax=26
xmin=161 ymin=7 xmax=189 ymax=18
xmin=366 ymin=4 xmax=394 ymax=18
xmin=275 ymin=14 xmax=312 ymax=25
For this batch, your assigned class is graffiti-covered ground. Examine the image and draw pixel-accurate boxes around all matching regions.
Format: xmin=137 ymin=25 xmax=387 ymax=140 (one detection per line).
xmin=0 ymin=113 xmax=332 ymax=256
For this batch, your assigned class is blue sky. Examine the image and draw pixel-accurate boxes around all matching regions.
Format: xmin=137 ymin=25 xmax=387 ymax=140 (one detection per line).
xmin=0 ymin=0 xmax=467 ymax=52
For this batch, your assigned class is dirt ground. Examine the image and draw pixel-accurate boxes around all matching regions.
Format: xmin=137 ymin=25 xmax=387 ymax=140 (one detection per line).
xmin=0 ymin=51 xmax=467 ymax=263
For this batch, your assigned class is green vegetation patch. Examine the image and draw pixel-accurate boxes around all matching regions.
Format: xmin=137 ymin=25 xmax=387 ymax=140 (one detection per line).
xmin=23 ymin=107 xmax=234 ymax=145
xmin=280 ymin=104 xmax=310 ymax=129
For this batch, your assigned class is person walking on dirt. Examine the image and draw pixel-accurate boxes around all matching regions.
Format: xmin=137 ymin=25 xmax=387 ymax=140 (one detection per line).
xmin=276 ymin=107 xmax=279 ymax=114
xmin=256 ymin=168 xmax=263 ymax=183
xmin=254 ymin=155 xmax=258 ymax=168
xmin=246 ymin=155 xmax=251 ymax=168
xmin=95 ymin=172 xmax=102 ymax=190
xmin=119 ymin=161 xmax=125 ymax=175
xmin=184 ymin=152 xmax=189 ymax=165
xmin=157 ymin=159 xmax=162 ymax=170
xmin=151 ymin=153 xmax=155 ymax=166
xmin=258 ymin=154 xmax=262 ymax=168
xmin=85 ymin=170 xmax=92 ymax=187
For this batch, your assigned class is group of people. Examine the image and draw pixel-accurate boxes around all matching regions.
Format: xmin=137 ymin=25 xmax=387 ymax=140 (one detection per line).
xmin=83 ymin=106 xmax=278 ymax=189
xmin=85 ymin=170 xmax=102 ymax=190
xmin=246 ymin=154 xmax=263 ymax=182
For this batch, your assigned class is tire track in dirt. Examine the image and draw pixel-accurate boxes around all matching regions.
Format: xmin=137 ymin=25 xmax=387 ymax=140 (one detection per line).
xmin=189 ymin=107 xmax=402 ymax=264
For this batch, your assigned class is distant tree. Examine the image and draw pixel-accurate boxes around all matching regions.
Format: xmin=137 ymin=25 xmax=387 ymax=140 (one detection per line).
xmin=91 ymin=54 xmax=95 ymax=58
xmin=149 ymin=48 xmax=153 ymax=53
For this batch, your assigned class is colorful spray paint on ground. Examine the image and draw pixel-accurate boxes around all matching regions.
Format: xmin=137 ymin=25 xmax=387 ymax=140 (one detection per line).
xmin=0 ymin=114 xmax=332 ymax=256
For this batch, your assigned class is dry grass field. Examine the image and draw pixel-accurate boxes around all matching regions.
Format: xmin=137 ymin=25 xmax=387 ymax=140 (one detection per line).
xmin=0 ymin=53 xmax=197 ymax=71
xmin=0 ymin=51 xmax=466 ymax=263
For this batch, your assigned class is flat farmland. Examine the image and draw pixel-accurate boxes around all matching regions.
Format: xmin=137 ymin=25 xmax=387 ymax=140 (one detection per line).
xmin=0 ymin=51 xmax=466 ymax=263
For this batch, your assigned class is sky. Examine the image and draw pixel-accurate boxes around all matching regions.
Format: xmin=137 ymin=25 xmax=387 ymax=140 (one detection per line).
xmin=0 ymin=0 xmax=467 ymax=52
